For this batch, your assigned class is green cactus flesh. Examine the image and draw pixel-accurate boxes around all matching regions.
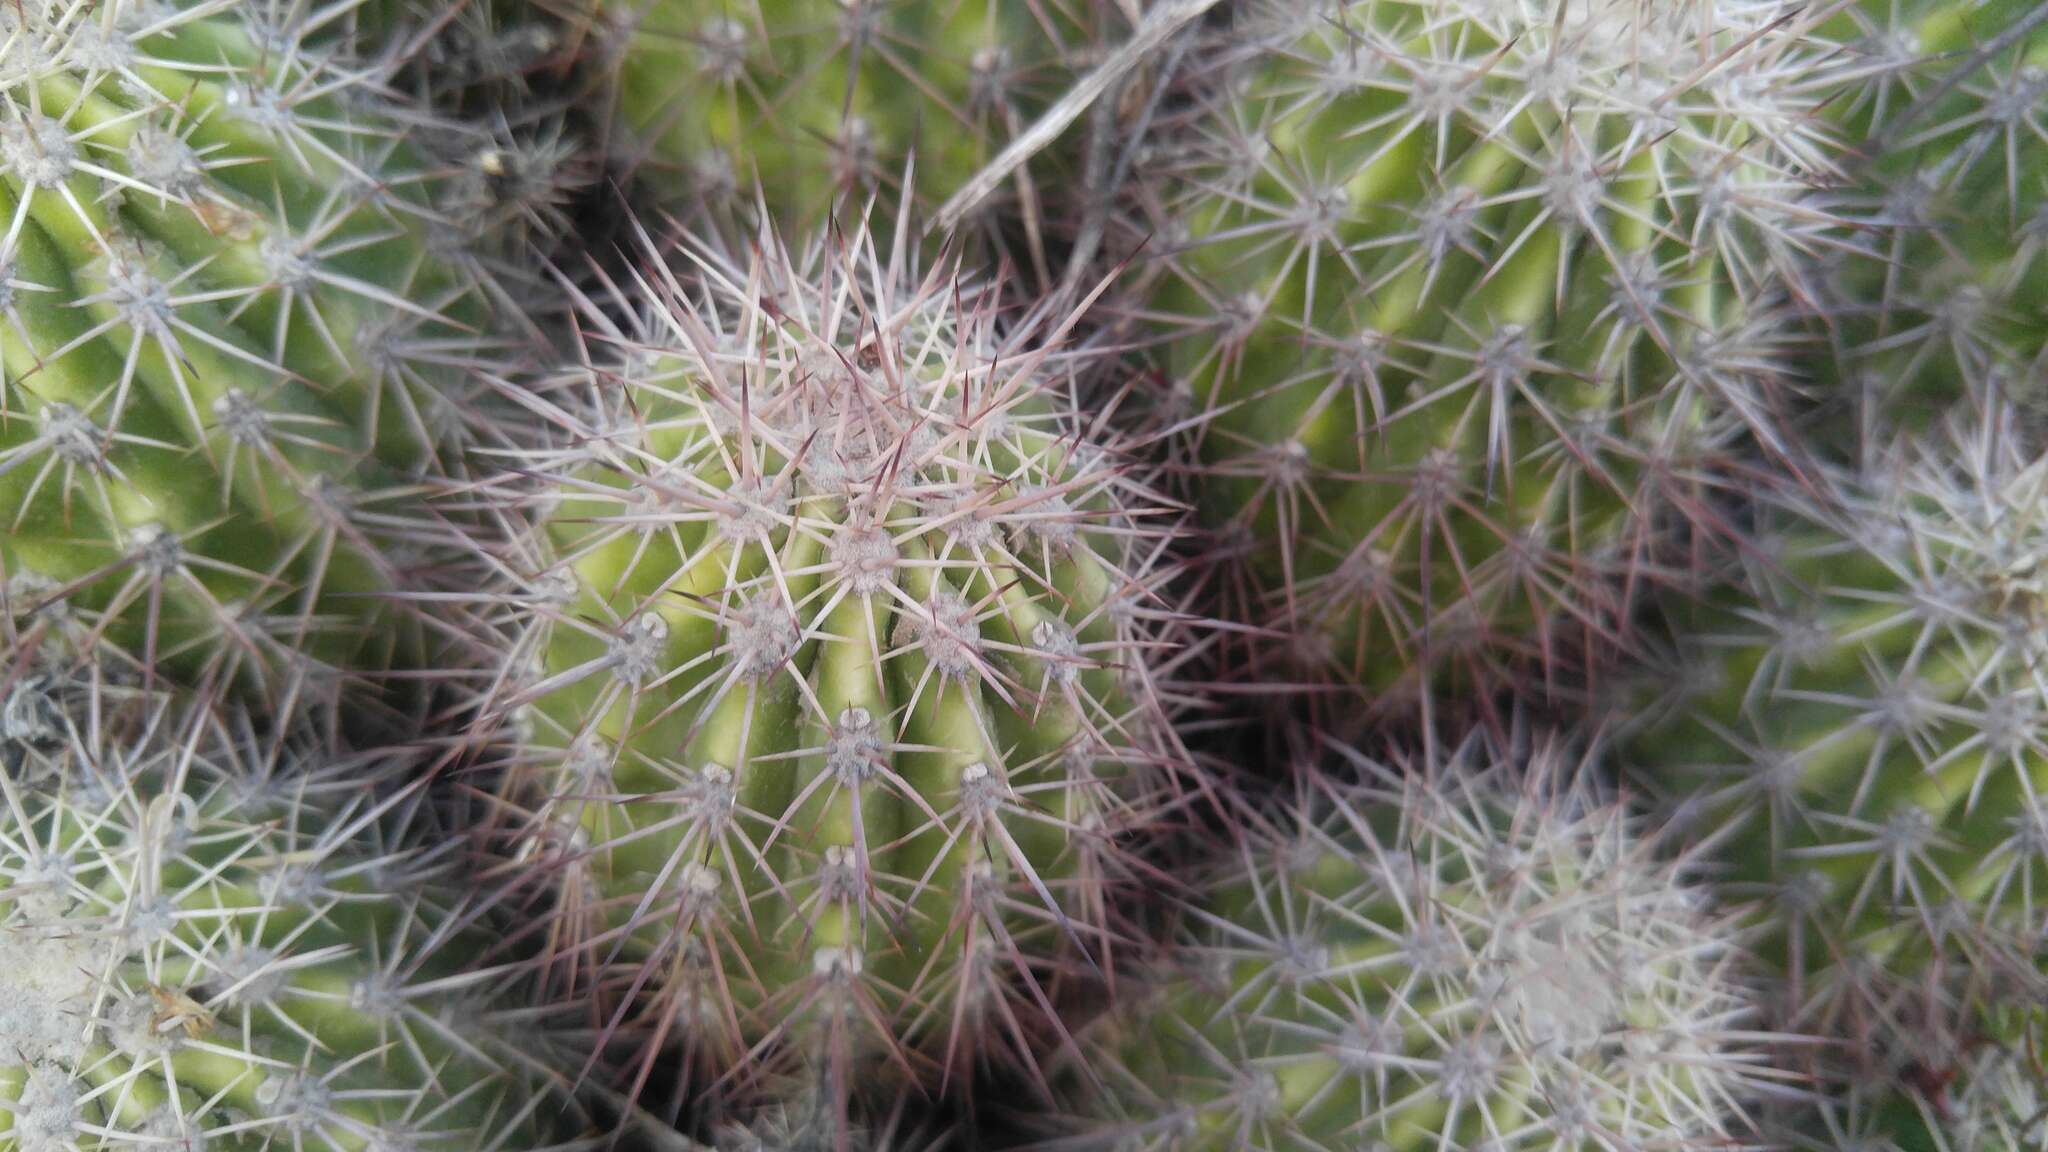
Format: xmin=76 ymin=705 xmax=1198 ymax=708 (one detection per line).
xmin=611 ymin=0 xmax=1101 ymax=223
xmin=0 ymin=672 xmax=586 ymax=1152
xmin=1622 ymin=405 xmax=2048 ymax=1145
xmin=1057 ymin=736 xmax=1768 ymax=1152
xmin=487 ymin=215 xmax=1176 ymax=1100
xmin=0 ymin=0 xmax=508 ymax=706
xmin=1140 ymin=0 xmax=1845 ymax=699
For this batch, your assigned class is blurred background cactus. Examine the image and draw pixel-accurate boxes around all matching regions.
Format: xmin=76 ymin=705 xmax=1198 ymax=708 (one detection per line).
xmin=0 ymin=658 xmax=595 ymax=1151
xmin=600 ymin=0 xmax=1157 ymax=276
xmin=1803 ymin=0 xmax=2048 ymax=445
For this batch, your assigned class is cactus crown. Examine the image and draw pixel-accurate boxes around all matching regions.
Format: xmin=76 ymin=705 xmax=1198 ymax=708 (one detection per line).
xmin=1048 ymin=731 xmax=1774 ymax=1152
xmin=476 ymin=205 xmax=1183 ymax=1118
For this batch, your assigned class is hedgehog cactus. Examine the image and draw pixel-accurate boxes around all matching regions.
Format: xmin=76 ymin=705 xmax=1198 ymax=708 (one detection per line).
xmin=1041 ymin=731 xmax=1773 ymax=1152
xmin=0 ymin=670 xmax=590 ymax=1151
xmin=475 ymin=208 xmax=1182 ymax=1116
xmin=1809 ymin=0 xmax=2048 ymax=434
xmin=607 ymin=0 xmax=1115 ymax=232
xmin=1621 ymin=402 xmax=2048 ymax=1143
xmin=0 ymin=0 xmax=516 ymax=713
xmin=1128 ymin=0 xmax=1844 ymax=703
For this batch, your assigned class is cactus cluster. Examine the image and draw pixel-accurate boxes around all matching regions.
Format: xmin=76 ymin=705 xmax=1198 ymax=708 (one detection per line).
xmin=6 ymin=0 xmax=2048 ymax=1146
xmin=469 ymin=208 xmax=1182 ymax=1120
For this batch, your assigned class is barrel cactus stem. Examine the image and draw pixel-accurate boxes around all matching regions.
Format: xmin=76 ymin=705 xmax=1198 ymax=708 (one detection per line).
xmin=1124 ymin=0 xmax=1847 ymax=706
xmin=469 ymin=201 xmax=1186 ymax=1128
xmin=0 ymin=0 xmax=522 ymax=720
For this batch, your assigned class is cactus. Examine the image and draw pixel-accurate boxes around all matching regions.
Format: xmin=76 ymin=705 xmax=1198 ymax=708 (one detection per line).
xmin=471 ymin=206 xmax=1183 ymax=1121
xmin=1806 ymin=0 xmax=2048 ymax=437
xmin=1775 ymin=994 xmax=2048 ymax=1152
xmin=1036 ymin=730 xmax=1774 ymax=1152
xmin=604 ymin=0 xmax=1124 ymax=238
xmin=0 ymin=667 xmax=593 ymax=1152
xmin=0 ymin=0 xmax=518 ymax=715
xmin=1122 ymin=0 xmax=1844 ymax=704
xmin=1620 ymin=402 xmax=2048 ymax=1145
